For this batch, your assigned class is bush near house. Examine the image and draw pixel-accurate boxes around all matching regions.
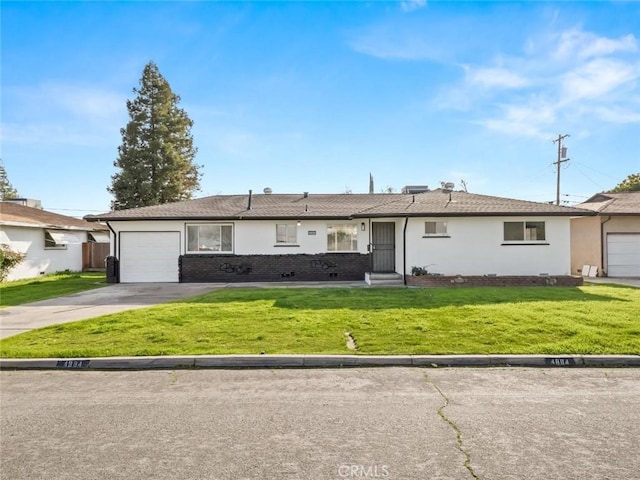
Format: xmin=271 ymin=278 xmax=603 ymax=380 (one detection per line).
xmin=0 ymin=244 xmax=24 ymax=282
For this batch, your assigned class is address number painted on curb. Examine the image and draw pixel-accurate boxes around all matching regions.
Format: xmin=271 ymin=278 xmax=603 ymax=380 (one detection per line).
xmin=545 ymin=357 xmax=576 ymax=366
xmin=56 ymin=360 xmax=90 ymax=369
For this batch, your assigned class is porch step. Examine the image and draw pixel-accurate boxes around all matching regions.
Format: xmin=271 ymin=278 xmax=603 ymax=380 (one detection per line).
xmin=365 ymin=272 xmax=405 ymax=287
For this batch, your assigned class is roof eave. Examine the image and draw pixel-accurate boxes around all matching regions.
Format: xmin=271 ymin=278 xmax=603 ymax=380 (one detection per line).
xmin=353 ymin=211 xmax=596 ymax=218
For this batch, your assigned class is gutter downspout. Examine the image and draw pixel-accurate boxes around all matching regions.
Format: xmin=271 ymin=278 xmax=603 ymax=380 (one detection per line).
xmin=368 ymin=218 xmax=373 ymax=275
xmin=600 ymin=216 xmax=612 ymax=277
xmin=403 ymin=216 xmax=409 ymax=286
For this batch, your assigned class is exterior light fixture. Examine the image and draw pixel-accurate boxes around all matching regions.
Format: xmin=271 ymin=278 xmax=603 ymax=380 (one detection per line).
xmin=361 ymin=222 xmax=366 ymax=231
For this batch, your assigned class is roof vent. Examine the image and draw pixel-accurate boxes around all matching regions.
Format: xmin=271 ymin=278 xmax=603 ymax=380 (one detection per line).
xmin=263 ymin=187 xmax=272 ymax=194
xmin=303 ymin=192 xmax=309 ymax=198
xmin=401 ymin=185 xmax=429 ymax=194
xmin=2 ymin=198 xmax=43 ymax=209
xmin=441 ymin=182 xmax=455 ymax=193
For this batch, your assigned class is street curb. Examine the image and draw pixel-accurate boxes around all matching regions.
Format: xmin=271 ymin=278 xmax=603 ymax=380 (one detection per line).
xmin=1 ymin=354 xmax=639 ymax=370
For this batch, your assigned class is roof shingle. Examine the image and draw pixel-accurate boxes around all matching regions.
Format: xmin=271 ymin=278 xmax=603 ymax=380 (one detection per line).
xmin=1 ymin=202 xmax=107 ymax=231
xmin=578 ymin=192 xmax=640 ymax=215
xmin=85 ymin=190 xmax=593 ymax=222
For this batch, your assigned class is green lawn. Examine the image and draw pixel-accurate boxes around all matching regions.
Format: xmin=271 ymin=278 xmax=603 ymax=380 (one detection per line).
xmin=1 ymin=284 xmax=638 ymax=358
xmin=0 ymin=272 xmax=106 ymax=308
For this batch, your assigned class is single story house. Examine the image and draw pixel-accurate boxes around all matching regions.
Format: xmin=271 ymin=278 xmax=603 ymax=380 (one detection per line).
xmin=0 ymin=201 xmax=110 ymax=281
xmin=86 ymin=189 xmax=592 ymax=284
xmin=571 ymin=192 xmax=640 ymax=277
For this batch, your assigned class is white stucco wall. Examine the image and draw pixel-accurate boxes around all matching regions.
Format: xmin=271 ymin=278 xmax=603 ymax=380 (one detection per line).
xmin=1 ymin=225 xmax=87 ymax=281
xmin=404 ymin=216 xmax=572 ymax=276
xmin=109 ymin=215 xmax=573 ymax=277
xmin=109 ymin=219 xmax=371 ymax=256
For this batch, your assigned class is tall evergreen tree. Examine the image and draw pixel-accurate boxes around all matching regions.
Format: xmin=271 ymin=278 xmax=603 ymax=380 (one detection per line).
xmin=0 ymin=160 xmax=19 ymax=200
xmin=109 ymin=62 xmax=201 ymax=210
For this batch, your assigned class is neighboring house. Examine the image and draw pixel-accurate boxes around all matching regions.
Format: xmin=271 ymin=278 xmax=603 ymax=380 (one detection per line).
xmin=0 ymin=201 xmax=110 ymax=281
xmin=86 ymin=189 xmax=591 ymax=284
xmin=571 ymin=192 xmax=640 ymax=277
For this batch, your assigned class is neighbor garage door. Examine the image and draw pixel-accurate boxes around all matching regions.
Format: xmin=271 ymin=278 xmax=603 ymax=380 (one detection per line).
xmin=607 ymin=233 xmax=640 ymax=277
xmin=120 ymin=231 xmax=180 ymax=282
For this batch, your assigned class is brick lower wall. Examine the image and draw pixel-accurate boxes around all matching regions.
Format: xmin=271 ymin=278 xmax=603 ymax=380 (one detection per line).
xmin=406 ymin=275 xmax=583 ymax=287
xmin=179 ymin=253 xmax=371 ymax=283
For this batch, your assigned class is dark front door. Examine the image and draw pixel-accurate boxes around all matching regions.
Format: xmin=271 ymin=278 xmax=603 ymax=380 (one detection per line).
xmin=371 ymin=222 xmax=396 ymax=272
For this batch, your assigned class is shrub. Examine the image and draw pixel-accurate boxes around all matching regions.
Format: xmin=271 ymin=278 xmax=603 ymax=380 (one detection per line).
xmin=411 ymin=266 xmax=429 ymax=276
xmin=0 ymin=244 xmax=24 ymax=281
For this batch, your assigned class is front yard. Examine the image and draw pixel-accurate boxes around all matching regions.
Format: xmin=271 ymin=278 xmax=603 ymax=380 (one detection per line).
xmin=0 ymin=284 xmax=638 ymax=357
xmin=0 ymin=272 xmax=106 ymax=308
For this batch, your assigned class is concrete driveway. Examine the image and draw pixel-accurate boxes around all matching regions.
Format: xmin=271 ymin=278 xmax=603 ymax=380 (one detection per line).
xmin=0 ymin=283 xmax=221 ymax=340
xmin=584 ymin=277 xmax=640 ymax=288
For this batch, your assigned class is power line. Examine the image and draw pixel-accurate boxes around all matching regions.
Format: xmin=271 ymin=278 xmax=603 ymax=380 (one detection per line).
xmin=47 ymin=207 xmax=105 ymax=212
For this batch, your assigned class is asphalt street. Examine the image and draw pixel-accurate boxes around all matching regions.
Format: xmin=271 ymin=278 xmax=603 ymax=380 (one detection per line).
xmin=1 ymin=367 xmax=638 ymax=480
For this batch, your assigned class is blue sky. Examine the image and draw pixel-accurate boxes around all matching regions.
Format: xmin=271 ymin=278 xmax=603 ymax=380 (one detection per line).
xmin=2 ymin=0 xmax=639 ymax=217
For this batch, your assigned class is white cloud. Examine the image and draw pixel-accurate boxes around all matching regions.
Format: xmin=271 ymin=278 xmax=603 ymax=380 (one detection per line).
xmin=554 ymin=29 xmax=637 ymax=61
xmin=5 ymin=83 xmax=126 ymax=120
xmin=436 ymin=27 xmax=640 ymax=138
xmin=478 ymin=102 xmax=556 ymax=139
xmin=1 ymin=83 xmax=127 ymax=146
xmin=592 ymin=106 xmax=640 ymax=124
xmin=0 ymin=122 xmax=119 ymax=147
xmin=465 ymin=66 xmax=531 ymax=89
xmin=400 ymin=0 xmax=426 ymax=13
xmin=349 ymin=28 xmax=444 ymax=61
xmin=561 ymin=58 xmax=639 ymax=101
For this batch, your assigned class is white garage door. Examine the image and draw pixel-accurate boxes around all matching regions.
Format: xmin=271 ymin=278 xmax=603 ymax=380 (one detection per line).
xmin=120 ymin=231 xmax=180 ymax=282
xmin=607 ymin=233 xmax=640 ymax=277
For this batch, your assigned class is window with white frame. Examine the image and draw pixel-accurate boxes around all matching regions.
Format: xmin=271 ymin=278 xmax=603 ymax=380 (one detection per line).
xmin=503 ymin=221 xmax=546 ymax=242
xmin=186 ymin=224 xmax=233 ymax=253
xmin=327 ymin=224 xmax=358 ymax=252
xmin=44 ymin=231 xmax=67 ymax=249
xmin=424 ymin=221 xmax=448 ymax=236
xmin=276 ymin=224 xmax=297 ymax=244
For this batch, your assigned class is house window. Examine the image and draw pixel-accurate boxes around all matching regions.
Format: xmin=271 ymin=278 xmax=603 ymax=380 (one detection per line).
xmin=186 ymin=224 xmax=233 ymax=253
xmin=327 ymin=224 xmax=358 ymax=252
xmin=424 ymin=221 xmax=447 ymax=236
xmin=276 ymin=224 xmax=297 ymax=244
xmin=44 ymin=231 xmax=67 ymax=249
xmin=503 ymin=221 xmax=546 ymax=242
xmin=88 ymin=232 xmax=110 ymax=243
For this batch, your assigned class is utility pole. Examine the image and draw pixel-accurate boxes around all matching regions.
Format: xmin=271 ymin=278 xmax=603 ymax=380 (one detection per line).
xmin=553 ymin=134 xmax=570 ymax=205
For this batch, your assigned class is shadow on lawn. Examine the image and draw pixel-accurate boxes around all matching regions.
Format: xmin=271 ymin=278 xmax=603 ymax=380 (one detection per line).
xmin=188 ymin=286 xmax=630 ymax=311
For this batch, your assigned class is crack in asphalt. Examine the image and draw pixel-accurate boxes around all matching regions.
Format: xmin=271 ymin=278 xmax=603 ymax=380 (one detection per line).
xmin=425 ymin=375 xmax=479 ymax=480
